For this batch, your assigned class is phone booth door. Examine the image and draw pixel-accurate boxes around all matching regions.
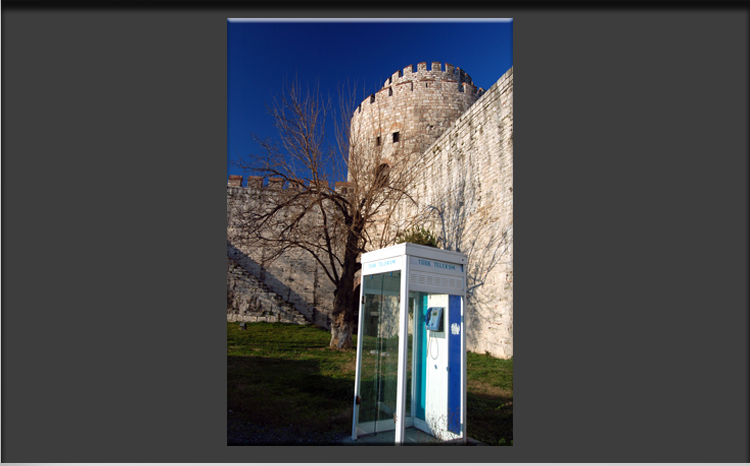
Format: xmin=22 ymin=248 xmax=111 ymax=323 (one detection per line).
xmin=355 ymin=271 xmax=402 ymax=435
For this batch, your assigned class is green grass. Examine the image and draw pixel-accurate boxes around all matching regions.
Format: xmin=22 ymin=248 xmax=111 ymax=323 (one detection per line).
xmin=227 ymin=322 xmax=512 ymax=445
xmin=466 ymin=352 xmax=514 ymax=446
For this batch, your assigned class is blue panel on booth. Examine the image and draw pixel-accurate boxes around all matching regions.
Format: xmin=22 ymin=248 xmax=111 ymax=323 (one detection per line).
xmin=416 ymin=294 xmax=427 ymax=421
xmin=447 ymin=294 xmax=462 ymax=434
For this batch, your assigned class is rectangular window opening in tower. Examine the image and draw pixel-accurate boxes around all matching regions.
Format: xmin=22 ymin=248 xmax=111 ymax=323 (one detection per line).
xmin=376 ymin=136 xmax=381 ymax=146
xmin=393 ymin=132 xmax=400 ymax=143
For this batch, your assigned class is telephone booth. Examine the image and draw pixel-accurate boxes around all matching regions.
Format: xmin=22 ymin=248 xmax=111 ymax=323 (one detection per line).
xmin=351 ymin=243 xmax=468 ymax=445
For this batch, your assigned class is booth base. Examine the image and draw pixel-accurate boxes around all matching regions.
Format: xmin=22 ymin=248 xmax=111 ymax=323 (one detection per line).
xmin=336 ymin=428 xmax=487 ymax=446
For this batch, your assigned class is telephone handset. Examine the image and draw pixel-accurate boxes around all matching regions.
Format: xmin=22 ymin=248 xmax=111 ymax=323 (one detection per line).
xmin=425 ymin=307 xmax=444 ymax=332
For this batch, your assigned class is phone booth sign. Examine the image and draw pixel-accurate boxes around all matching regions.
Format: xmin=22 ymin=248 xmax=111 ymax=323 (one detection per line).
xmin=351 ymin=243 xmax=468 ymax=445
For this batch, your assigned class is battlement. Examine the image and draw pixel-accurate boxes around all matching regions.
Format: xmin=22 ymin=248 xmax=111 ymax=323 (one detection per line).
xmin=385 ymin=61 xmax=473 ymax=89
xmin=228 ymin=175 xmax=243 ymax=187
xmin=335 ymin=181 xmax=353 ymax=194
xmin=268 ymin=177 xmax=284 ymax=189
xmin=354 ymin=62 xmax=483 ymax=114
xmin=228 ymin=176 xmax=353 ymax=193
xmin=246 ymin=176 xmax=263 ymax=189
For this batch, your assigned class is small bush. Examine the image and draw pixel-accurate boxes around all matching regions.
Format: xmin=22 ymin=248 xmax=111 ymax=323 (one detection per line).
xmin=395 ymin=226 xmax=438 ymax=247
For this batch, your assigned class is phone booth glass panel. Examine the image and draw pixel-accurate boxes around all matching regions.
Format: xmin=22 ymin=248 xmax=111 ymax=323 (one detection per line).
xmin=357 ymin=271 xmax=402 ymax=434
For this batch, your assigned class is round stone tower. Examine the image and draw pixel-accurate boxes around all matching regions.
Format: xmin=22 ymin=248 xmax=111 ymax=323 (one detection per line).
xmin=348 ymin=61 xmax=485 ymax=171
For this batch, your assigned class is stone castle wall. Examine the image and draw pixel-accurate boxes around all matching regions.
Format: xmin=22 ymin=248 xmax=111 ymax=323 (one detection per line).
xmin=227 ymin=64 xmax=513 ymax=358
xmin=227 ymin=184 xmax=335 ymax=330
xmin=227 ymin=256 xmax=308 ymax=325
xmin=406 ymin=68 xmax=514 ymax=358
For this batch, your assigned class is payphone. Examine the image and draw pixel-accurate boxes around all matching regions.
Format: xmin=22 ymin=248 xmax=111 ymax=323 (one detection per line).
xmin=425 ymin=307 xmax=444 ymax=332
xmin=351 ymin=243 xmax=467 ymax=445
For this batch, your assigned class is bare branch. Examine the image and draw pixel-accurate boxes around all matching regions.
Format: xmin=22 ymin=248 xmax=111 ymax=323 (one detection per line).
xmin=229 ymin=77 xmax=434 ymax=349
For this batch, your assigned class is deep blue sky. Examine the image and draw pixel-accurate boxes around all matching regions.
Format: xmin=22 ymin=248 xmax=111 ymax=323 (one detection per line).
xmin=228 ymin=19 xmax=513 ymax=182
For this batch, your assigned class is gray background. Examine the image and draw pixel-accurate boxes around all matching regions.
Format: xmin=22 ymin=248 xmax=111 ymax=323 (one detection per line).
xmin=2 ymin=5 xmax=747 ymax=463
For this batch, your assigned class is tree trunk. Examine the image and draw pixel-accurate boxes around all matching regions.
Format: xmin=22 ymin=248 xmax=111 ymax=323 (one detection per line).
xmin=330 ymin=308 xmax=354 ymax=349
xmin=329 ymin=260 xmax=357 ymax=349
xmin=329 ymin=227 xmax=361 ymax=350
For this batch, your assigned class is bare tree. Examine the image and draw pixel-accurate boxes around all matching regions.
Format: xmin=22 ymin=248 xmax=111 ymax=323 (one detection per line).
xmin=229 ymin=80 xmax=429 ymax=349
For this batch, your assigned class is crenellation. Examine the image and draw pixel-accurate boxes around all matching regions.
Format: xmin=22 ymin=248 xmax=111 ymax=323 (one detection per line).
xmin=246 ymin=176 xmax=263 ymax=189
xmin=268 ymin=177 xmax=284 ymax=189
xmin=288 ymin=178 xmax=303 ymax=190
xmin=308 ymin=180 xmax=329 ymax=191
xmin=229 ymin=177 xmax=325 ymax=193
xmin=228 ymin=175 xmax=243 ymax=187
xmin=335 ymin=181 xmax=353 ymax=194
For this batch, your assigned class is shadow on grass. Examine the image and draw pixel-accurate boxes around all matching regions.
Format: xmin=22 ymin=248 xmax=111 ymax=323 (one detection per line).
xmin=228 ymin=355 xmax=353 ymax=445
xmin=227 ymin=323 xmax=513 ymax=446
xmin=466 ymin=391 xmax=513 ymax=446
